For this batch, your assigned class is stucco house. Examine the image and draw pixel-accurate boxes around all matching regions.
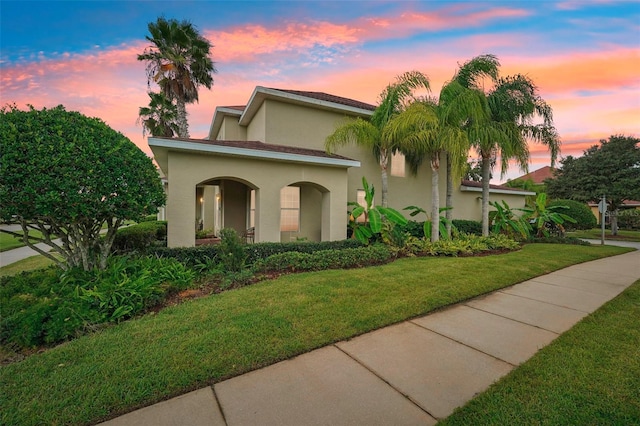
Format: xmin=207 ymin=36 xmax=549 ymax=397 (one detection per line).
xmin=149 ymin=86 xmax=532 ymax=247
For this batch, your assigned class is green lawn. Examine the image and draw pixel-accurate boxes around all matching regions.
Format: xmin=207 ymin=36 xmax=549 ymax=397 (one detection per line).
xmin=0 ymin=255 xmax=56 ymax=278
xmin=568 ymin=228 xmax=640 ymax=242
xmin=0 ymin=230 xmax=44 ymax=252
xmin=0 ymin=244 xmax=631 ymax=426
xmin=441 ymin=278 xmax=640 ymax=425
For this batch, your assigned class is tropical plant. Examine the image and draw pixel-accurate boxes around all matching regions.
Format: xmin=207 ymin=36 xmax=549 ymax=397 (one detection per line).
xmin=325 ymin=71 xmax=430 ymax=207
xmin=524 ymin=193 xmax=577 ymax=237
xmin=137 ymin=91 xmax=180 ymax=137
xmin=0 ymin=105 xmax=165 ymax=271
xmin=489 ymin=200 xmax=531 ymax=239
xmin=449 ymin=54 xmax=561 ymax=236
xmin=404 ymin=205 xmax=457 ymax=240
xmin=138 ymin=17 xmax=217 ymax=138
xmin=218 ymin=228 xmax=247 ymax=273
xmin=547 ymin=199 xmax=596 ymax=230
xmin=348 ymin=177 xmax=408 ymax=244
xmin=546 ymin=135 xmax=640 ymax=234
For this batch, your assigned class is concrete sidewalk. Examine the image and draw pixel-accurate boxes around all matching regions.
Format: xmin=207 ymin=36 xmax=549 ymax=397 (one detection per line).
xmin=99 ymin=249 xmax=640 ymax=426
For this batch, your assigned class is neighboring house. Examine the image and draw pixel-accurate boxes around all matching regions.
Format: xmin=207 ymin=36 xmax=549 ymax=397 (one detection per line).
xmin=512 ymin=166 xmax=555 ymax=185
xmin=149 ymin=86 xmax=533 ymax=247
xmin=588 ymin=200 xmax=640 ymax=225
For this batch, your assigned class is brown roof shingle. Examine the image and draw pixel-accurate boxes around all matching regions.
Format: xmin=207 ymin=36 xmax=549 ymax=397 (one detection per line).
xmin=268 ymin=88 xmax=377 ymax=111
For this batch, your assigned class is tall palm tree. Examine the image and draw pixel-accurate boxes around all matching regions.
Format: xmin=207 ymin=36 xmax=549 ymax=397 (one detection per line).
xmin=325 ymin=71 xmax=430 ymax=207
xmin=439 ymin=55 xmax=500 ymax=236
xmin=384 ymin=99 xmax=468 ymax=242
xmin=137 ymin=91 xmax=180 ymax=137
xmin=451 ymin=55 xmax=560 ymax=235
xmin=138 ymin=17 xmax=217 ymax=138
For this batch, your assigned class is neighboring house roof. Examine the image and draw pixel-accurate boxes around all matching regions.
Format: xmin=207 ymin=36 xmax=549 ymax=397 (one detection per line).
xmin=459 ymin=179 xmax=536 ymax=196
xmin=511 ymin=166 xmax=555 ymax=184
xmin=209 ymin=86 xmax=376 ymax=138
xmin=149 ymin=136 xmax=361 ymax=172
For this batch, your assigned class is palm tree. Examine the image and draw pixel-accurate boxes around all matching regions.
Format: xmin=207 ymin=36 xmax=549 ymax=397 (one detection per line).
xmin=384 ymin=99 xmax=468 ymax=242
xmin=439 ymin=55 xmax=500 ymax=236
xmin=138 ymin=17 xmax=217 ymax=138
xmin=450 ymin=55 xmax=560 ymax=235
xmin=325 ymin=71 xmax=430 ymax=207
xmin=138 ymin=91 xmax=180 ymax=137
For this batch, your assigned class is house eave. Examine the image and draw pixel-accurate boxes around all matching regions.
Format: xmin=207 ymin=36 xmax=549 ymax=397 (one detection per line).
xmin=149 ymin=137 xmax=361 ymax=169
xmin=209 ymin=106 xmax=243 ymax=140
xmin=459 ymin=185 xmax=536 ymax=196
xmin=239 ymin=86 xmax=374 ymax=126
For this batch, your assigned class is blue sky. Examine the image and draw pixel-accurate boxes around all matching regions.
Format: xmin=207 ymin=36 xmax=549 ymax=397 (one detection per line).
xmin=1 ymin=0 xmax=639 ymax=181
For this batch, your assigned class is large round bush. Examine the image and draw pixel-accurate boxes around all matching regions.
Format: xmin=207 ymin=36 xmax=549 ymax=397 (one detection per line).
xmin=547 ymin=199 xmax=596 ymax=230
xmin=0 ymin=105 xmax=166 ymax=270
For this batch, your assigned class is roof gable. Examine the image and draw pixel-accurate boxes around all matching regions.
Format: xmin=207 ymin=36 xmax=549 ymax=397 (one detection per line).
xmin=512 ymin=166 xmax=556 ymax=184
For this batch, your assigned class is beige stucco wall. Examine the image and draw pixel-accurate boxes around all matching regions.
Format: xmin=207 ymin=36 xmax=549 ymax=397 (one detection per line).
xmin=247 ymin=103 xmax=267 ymax=142
xmin=165 ymin=150 xmax=350 ymax=247
xmin=216 ymin=116 xmax=247 ymax=141
xmin=452 ymin=188 xmax=529 ymax=221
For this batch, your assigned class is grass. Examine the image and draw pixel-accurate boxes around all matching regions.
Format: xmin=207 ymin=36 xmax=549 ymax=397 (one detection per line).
xmin=0 ymin=255 xmax=56 ymax=278
xmin=0 ymin=230 xmax=44 ymax=252
xmin=0 ymin=244 xmax=631 ymax=426
xmin=567 ymin=228 xmax=640 ymax=242
xmin=441 ymin=278 xmax=640 ymax=425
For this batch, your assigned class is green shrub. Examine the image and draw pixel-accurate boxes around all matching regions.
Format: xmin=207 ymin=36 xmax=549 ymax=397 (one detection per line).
xmin=547 ymin=199 xmax=596 ymax=230
xmin=397 ymin=220 xmax=425 ymax=238
xmin=451 ymin=219 xmax=483 ymax=235
xmin=0 ymin=256 xmax=194 ymax=349
xmin=408 ymin=233 xmax=520 ymax=257
xmin=218 ymin=228 xmax=247 ymax=273
xmin=617 ymin=209 xmax=640 ymax=230
xmin=256 ymin=245 xmax=392 ymax=273
xmin=526 ymin=235 xmax=591 ymax=245
xmin=112 ymin=221 xmax=167 ymax=253
xmin=138 ymin=214 xmax=159 ymax=223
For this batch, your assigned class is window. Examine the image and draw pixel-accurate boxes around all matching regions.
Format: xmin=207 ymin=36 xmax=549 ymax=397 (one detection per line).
xmin=355 ymin=189 xmax=367 ymax=223
xmin=249 ymin=190 xmax=255 ymax=228
xmin=390 ymin=152 xmax=406 ymax=177
xmin=280 ymin=186 xmax=300 ymax=232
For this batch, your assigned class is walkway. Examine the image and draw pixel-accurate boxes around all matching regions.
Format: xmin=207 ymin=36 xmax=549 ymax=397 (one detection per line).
xmin=99 ymin=248 xmax=640 ymax=426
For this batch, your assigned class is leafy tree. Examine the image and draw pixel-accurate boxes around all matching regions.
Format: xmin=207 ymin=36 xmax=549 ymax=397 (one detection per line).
xmin=451 ymin=55 xmax=560 ymax=236
xmin=0 ymin=105 xmax=166 ymax=271
xmin=138 ymin=17 xmax=217 ymax=138
xmin=138 ymin=91 xmax=180 ymax=137
xmin=326 ymin=71 xmax=430 ymax=207
xmin=546 ymin=135 xmax=640 ymax=234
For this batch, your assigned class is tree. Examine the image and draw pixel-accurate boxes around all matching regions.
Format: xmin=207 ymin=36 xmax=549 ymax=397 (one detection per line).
xmin=546 ymin=135 xmax=640 ymax=234
xmin=325 ymin=71 xmax=430 ymax=207
xmin=384 ymin=99 xmax=468 ymax=242
xmin=138 ymin=91 xmax=180 ymax=137
xmin=453 ymin=55 xmax=560 ymax=235
xmin=0 ymin=105 xmax=166 ymax=271
xmin=138 ymin=17 xmax=217 ymax=138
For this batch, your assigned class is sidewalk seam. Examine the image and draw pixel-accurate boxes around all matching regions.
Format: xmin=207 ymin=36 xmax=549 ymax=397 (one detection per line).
xmin=407 ymin=320 xmax=518 ymax=368
xmin=332 ymin=343 xmax=439 ymax=420
xmin=210 ymin=385 xmax=229 ymax=426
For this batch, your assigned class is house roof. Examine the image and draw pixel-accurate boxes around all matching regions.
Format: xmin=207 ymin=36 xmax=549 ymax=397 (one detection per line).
xmin=460 ymin=179 xmax=536 ymax=196
xmin=270 ymin=89 xmax=377 ymax=112
xmin=149 ymin=136 xmax=361 ymax=173
xmin=511 ymin=166 xmax=556 ymax=184
xmin=209 ymin=86 xmax=376 ymax=138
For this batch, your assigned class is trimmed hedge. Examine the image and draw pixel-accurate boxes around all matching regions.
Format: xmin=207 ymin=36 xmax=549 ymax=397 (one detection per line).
xmin=111 ymin=221 xmax=167 ymax=253
xmin=451 ymin=219 xmax=483 ymax=235
xmin=255 ymin=244 xmax=392 ymax=273
xmin=149 ymin=239 xmax=364 ymax=268
xmin=547 ymin=199 xmax=596 ymax=230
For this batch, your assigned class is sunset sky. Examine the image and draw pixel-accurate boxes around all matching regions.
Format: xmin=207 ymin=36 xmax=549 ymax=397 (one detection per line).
xmin=2 ymin=0 xmax=639 ymax=182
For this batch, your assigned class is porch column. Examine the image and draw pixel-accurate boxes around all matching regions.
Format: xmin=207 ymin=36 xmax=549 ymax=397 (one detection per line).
xmin=202 ymin=185 xmax=216 ymax=231
xmin=166 ymin=155 xmax=196 ymax=248
xmin=255 ymin=185 xmax=281 ymax=242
